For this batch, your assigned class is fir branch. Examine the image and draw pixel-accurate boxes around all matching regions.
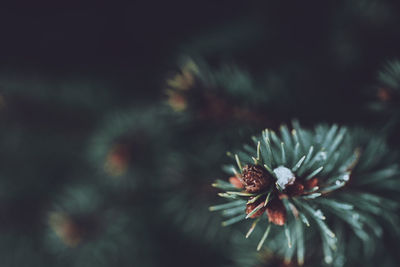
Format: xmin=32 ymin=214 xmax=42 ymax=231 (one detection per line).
xmin=211 ymin=122 xmax=400 ymax=265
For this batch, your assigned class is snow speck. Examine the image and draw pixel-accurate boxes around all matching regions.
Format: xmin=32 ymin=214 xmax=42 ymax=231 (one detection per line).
xmin=273 ymin=166 xmax=296 ymax=189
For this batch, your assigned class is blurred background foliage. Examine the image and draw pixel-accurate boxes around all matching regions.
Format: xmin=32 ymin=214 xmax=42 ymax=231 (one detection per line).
xmin=1 ymin=1 xmax=400 ymax=266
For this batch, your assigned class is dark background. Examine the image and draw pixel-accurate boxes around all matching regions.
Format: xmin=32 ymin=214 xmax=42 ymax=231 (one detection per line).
xmin=1 ymin=1 xmax=400 ymax=266
xmin=2 ymin=1 xmax=400 ymax=119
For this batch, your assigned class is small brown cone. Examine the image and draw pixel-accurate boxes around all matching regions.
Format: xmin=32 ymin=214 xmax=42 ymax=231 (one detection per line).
xmin=266 ymin=198 xmax=286 ymax=226
xmin=241 ymin=165 xmax=271 ymax=193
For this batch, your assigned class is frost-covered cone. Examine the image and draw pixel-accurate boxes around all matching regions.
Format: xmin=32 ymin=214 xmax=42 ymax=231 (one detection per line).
xmin=210 ymin=122 xmax=400 ymax=266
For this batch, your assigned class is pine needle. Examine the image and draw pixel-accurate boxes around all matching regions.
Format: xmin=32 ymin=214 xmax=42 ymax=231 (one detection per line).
xmin=284 ymin=224 xmax=292 ymax=248
xmin=257 ymin=224 xmax=271 ymax=251
xmin=222 ymin=214 xmax=246 ymax=227
xmin=246 ymin=218 xmax=260 ymax=238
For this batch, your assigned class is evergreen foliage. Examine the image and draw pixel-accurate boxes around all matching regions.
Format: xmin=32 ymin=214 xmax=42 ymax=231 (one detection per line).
xmin=45 ymin=185 xmax=156 ymax=267
xmin=369 ymin=60 xmax=400 ymax=125
xmin=211 ymin=123 xmax=400 ymax=265
xmin=2 ymin=2 xmax=400 ymax=267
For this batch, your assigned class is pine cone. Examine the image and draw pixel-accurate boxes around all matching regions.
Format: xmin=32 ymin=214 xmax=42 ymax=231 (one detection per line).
xmin=245 ymin=200 xmax=267 ymax=218
xmin=241 ymin=165 xmax=272 ymax=193
xmin=266 ymin=198 xmax=286 ymax=226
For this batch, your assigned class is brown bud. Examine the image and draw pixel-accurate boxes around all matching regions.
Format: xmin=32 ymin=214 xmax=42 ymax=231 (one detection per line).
xmin=229 ymin=176 xmax=244 ymax=189
xmin=285 ymin=181 xmax=304 ymax=196
xmin=166 ymin=91 xmax=187 ymax=112
xmin=104 ymin=145 xmax=130 ymax=176
xmin=245 ymin=200 xmax=267 ymax=218
xmin=266 ymin=198 xmax=286 ymax=226
xmin=304 ymin=177 xmax=319 ymax=190
xmin=377 ymin=87 xmax=391 ymax=102
xmin=49 ymin=212 xmax=83 ymax=247
xmin=241 ymin=165 xmax=271 ymax=193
